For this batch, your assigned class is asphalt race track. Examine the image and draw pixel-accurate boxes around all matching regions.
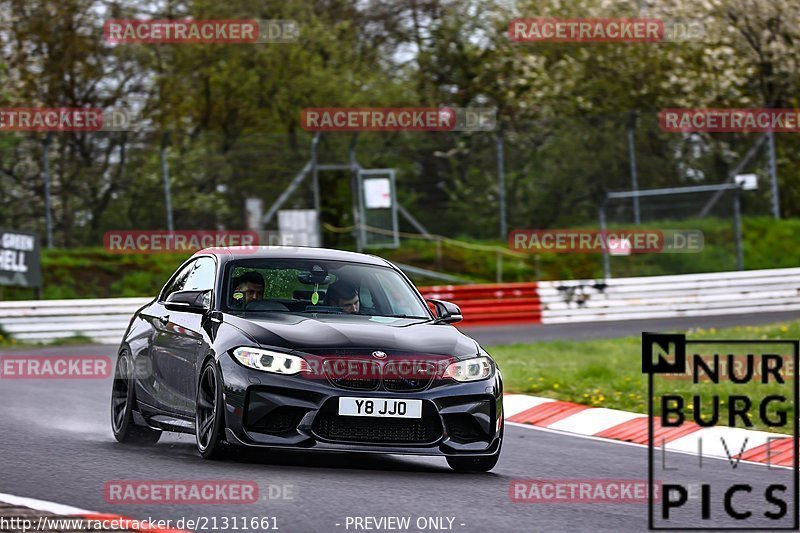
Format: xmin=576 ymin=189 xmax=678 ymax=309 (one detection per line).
xmin=1 ymin=314 xmax=797 ymax=533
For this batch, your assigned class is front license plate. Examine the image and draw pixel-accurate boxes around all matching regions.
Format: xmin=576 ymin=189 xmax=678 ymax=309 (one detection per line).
xmin=338 ymin=397 xmax=422 ymax=419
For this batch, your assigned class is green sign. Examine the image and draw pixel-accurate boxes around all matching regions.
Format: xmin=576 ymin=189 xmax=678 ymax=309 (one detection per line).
xmin=0 ymin=229 xmax=41 ymax=288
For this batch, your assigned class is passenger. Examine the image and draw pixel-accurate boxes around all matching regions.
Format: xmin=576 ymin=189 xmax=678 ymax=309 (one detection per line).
xmin=325 ymin=280 xmax=360 ymax=314
xmin=232 ymin=271 xmax=264 ymax=306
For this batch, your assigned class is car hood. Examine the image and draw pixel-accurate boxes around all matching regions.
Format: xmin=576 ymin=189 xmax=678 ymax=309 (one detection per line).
xmin=223 ymin=312 xmax=480 ymax=359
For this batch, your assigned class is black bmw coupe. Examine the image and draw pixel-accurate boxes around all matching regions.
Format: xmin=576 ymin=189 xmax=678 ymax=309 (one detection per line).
xmin=110 ymin=247 xmax=503 ymax=471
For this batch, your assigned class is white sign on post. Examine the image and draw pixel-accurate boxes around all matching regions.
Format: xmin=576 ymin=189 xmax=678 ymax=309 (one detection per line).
xmin=363 ymin=178 xmax=392 ymax=209
xmin=734 ymin=173 xmax=758 ymax=190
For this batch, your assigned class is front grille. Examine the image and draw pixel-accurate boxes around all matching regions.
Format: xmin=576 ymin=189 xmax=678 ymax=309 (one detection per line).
xmin=382 ymin=361 xmax=435 ymax=392
xmin=324 ymin=359 xmax=380 ymax=391
xmin=383 ymin=376 xmax=433 ymax=392
xmin=328 ymin=376 xmax=381 ymax=390
xmin=312 ymin=414 xmax=442 ymax=444
xmin=320 ymin=356 xmax=438 ymax=392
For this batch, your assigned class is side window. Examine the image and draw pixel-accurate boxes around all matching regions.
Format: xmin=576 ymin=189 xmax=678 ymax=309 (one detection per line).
xmin=161 ymin=261 xmax=195 ymax=300
xmin=183 ymin=257 xmax=216 ymax=291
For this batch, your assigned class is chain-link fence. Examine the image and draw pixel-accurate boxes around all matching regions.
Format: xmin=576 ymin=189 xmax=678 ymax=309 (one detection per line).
xmin=1 ymin=110 xmax=797 ymax=278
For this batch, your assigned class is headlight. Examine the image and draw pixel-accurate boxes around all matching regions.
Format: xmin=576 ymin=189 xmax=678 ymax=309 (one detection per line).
xmin=231 ymin=347 xmax=307 ymax=375
xmin=442 ymin=356 xmax=493 ymax=382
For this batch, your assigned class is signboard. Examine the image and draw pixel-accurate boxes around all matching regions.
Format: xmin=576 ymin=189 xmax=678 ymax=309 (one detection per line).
xmin=363 ymin=178 xmax=392 ymax=209
xmin=0 ymin=229 xmax=41 ymax=288
xmin=734 ymin=173 xmax=758 ymax=190
xmin=358 ymin=169 xmax=399 ymax=249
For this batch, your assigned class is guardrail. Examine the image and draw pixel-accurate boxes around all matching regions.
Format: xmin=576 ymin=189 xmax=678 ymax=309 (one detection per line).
xmin=1 ymin=268 xmax=799 ymax=344
xmin=418 ymin=282 xmax=541 ymax=326
xmin=0 ymin=297 xmax=150 ymax=345
xmin=537 ymin=267 xmax=800 ymax=323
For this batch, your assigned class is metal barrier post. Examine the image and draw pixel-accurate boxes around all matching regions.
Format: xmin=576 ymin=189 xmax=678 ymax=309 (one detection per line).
xmin=599 ymin=195 xmax=611 ymax=279
xmin=42 ymin=132 xmax=53 ymax=249
xmin=160 ymin=132 xmax=174 ymax=232
xmin=733 ymin=185 xmax=744 ymax=271
xmin=496 ymin=127 xmax=507 ymax=239
xmin=627 ymin=111 xmax=640 ymax=225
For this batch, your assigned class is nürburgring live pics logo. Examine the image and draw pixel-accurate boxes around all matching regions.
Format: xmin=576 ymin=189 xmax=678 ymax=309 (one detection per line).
xmin=643 ymin=332 xmax=799 ymax=530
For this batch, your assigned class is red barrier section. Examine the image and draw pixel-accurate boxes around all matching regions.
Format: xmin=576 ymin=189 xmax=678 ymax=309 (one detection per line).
xmin=740 ymin=438 xmax=794 ymax=467
xmin=507 ymin=401 xmax=589 ymax=426
xmin=418 ymin=282 xmax=541 ymax=326
xmin=595 ymin=416 xmax=701 ymax=445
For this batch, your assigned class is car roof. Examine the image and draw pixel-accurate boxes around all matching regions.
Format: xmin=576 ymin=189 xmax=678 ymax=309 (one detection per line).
xmin=194 ymin=246 xmax=392 ymax=267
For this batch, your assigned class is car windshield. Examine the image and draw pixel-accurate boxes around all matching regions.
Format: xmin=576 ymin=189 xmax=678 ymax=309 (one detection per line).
xmin=223 ymin=258 xmax=431 ymax=319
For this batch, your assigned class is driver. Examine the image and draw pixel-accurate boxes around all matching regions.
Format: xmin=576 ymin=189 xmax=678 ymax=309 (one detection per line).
xmin=325 ymin=280 xmax=360 ymax=314
xmin=232 ymin=271 xmax=264 ymax=306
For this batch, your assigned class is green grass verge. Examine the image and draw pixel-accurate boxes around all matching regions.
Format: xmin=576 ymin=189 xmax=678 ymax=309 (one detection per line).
xmin=492 ymin=319 xmax=800 ymax=434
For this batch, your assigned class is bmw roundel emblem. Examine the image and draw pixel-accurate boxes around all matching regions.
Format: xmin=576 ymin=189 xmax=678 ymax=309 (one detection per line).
xmin=372 ymin=350 xmax=387 ymax=359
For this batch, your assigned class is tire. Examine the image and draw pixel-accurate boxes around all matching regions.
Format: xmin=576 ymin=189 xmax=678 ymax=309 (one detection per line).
xmin=195 ymin=360 xmax=230 ymax=460
xmin=111 ymin=351 xmax=161 ymax=445
xmin=446 ymin=425 xmax=503 ymax=472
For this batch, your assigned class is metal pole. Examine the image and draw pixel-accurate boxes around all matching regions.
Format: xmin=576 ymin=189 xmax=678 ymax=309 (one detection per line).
xmin=767 ymin=130 xmax=780 ymax=219
xmin=160 ymin=132 xmax=174 ymax=231
xmin=263 ymin=160 xmax=313 ymax=225
xmin=608 ymin=182 xmax=742 ymax=199
xmin=310 ymin=133 xmax=322 ymax=246
xmin=698 ymin=133 xmax=766 ymax=218
xmin=348 ymin=134 xmax=363 ymax=252
xmin=496 ymin=128 xmax=507 ymax=239
xmin=599 ymin=196 xmax=611 ymax=279
xmin=42 ymin=132 xmax=53 ymax=249
xmin=311 ymin=132 xmax=321 ymax=216
xmin=733 ymin=186 xmax=744 ymax=271
xmin=627 ymin=111 xmax=641 ymax=224
xmin=496 ymin=250 xmax=503 ymax=283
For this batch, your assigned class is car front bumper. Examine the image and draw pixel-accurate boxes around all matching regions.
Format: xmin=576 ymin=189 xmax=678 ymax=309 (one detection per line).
xmin=218 ymin=354 xmax=504 ymax=457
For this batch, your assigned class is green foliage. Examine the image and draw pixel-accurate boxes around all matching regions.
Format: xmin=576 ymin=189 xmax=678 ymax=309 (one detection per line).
xmin=1 ymin=0 xmax=800 ymax=245
xmin=0 ymin=323 xmax=13 ymax=346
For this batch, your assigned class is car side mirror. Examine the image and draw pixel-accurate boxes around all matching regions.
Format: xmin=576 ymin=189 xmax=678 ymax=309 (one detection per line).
xmin=427 ymin=298 xmax=462 ymax=324
xmin=165 ymin=289 xmax=211 ymax=313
